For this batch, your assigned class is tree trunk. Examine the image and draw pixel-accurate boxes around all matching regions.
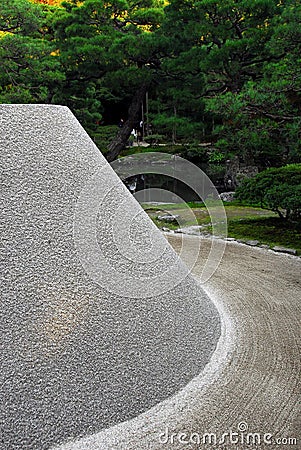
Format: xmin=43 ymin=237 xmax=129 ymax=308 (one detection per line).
xmin=106 ymin=84 xmax=148 ymax=162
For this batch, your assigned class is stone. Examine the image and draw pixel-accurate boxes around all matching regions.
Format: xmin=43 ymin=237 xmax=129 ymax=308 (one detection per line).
xmin=0 ymin=105 xmax=220 ymax=450
xmin=157 ymin=214 xmax=179 ymax=222
xmin=173 ymin=226 xmax=204 ymax=236
xmin=246 ymin=240 xmax=259 ymax=246
xmin=219 ymin=191 xmax=235 ymax=202
xmin=272 ymin=246 xmax=297 ymax=256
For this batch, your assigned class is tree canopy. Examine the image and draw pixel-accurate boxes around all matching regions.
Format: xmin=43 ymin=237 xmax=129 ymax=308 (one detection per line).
xmin=0 ymin=0 xmax=300 ymax=167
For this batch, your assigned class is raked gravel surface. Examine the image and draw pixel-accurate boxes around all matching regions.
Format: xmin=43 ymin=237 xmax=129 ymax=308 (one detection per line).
xmin=56 ymin=236 xmax=300 ymax=450
xmin=0 ymin=105 xmax=220 ymax=450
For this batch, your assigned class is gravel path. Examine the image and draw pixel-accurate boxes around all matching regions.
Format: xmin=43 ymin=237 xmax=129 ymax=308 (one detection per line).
xmin=58 ymin=236 xmax=300 ymax=450
xmin=166 ymin=236 xmax=301 ymax=449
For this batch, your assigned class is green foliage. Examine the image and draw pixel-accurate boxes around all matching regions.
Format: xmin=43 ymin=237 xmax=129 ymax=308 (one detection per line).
xmin=143 ymin=134 xmax=166 ymax=145
xmin=179 ymin=144 xmax=208 ymax=161
xmin=50 ymin=0 xmax=166 ymax=134
xmin=147 ymin=202 xmax=301 ymax=252
xmin=206 ymin=164 xmax=226 ymax=184
xmin=158 ymin=0 xmax=301 ymax=166
xmin=0 ymin=0 xmax=65 ymax=104
xmin=150 ymin=113 xmax=200 ymax=142
xmin=236 ymin=164 xmax=301 ymax=220
xmin=0 ymin=34 xmax=64 ymax=103
xmin=0 ymin=0 xmax=43 ymax=36
xmin=93 ymin=125 xmax=119 ymax=154
xmin=0 ymin=0 xmax=300 ymax=168
xmin=208 ymin=150 xmax=224 ymax=163
xmin=227 ymin=217 xmax=301 ymax=254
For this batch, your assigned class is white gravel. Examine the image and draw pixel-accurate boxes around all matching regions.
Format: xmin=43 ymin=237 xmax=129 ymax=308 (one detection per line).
xmin=56 ymin=236 xmax=301 ymax=449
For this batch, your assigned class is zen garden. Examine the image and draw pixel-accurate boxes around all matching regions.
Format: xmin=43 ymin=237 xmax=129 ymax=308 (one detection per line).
xmin=0 ymin=1 xmax=300 ymax=450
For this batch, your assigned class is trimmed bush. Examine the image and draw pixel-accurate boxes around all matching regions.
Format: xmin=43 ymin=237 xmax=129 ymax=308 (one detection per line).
xmin=235 ymin=164 xmax=301 ymax=220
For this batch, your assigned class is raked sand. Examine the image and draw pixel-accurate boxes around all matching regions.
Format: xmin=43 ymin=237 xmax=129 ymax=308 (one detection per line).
xmin=57 ymin=235 xmax=300 ymax=449
xmin=0 ymin=105 xmax=220 ymax=449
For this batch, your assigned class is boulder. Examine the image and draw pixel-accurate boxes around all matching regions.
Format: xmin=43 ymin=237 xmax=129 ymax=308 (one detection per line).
xmin=157 ymin=214 xmax=180 ymax=222
xmin=272 ymin=246 xmax=297 ymax=256
xmin=219 ymin=192 xmax=235 ymax=202
xmin=246 ymin=240 xmax=259 ymax=246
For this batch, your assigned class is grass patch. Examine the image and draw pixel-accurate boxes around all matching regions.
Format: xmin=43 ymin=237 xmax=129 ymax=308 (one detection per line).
xmin=152 ymin=218 xmax=180 ymax=230
xmin=142 ymin=202 xmax=301 ymax=254
xmin=141 ymin=203 xmax=185 ymax=211
xmin=143 ymin=203 xmax=211 ymax=228
xmin=228 ymin=217 xmax=301 ymax=253
xmin=120 ymin=145 xmax=176 ymax=157
xmin=222 ymin=205 xmax=276 ymax=220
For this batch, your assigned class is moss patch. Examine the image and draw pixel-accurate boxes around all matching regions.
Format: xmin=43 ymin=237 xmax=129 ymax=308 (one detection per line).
xmin=143 ymin=203 xmax=301 ymax=254
xmin=228 ymin=217 xmax=301 ymax=253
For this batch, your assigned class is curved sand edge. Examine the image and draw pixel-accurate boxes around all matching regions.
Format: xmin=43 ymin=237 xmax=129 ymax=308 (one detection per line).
xmin=55 ymin=236 xmax=300 ymax=449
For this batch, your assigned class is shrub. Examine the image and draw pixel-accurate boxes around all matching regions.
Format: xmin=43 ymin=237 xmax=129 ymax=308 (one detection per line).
xmin=235 ymin=164 xmax=301 ymax=220
xmin=92 ymin=125 xmax=119 ymax=154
